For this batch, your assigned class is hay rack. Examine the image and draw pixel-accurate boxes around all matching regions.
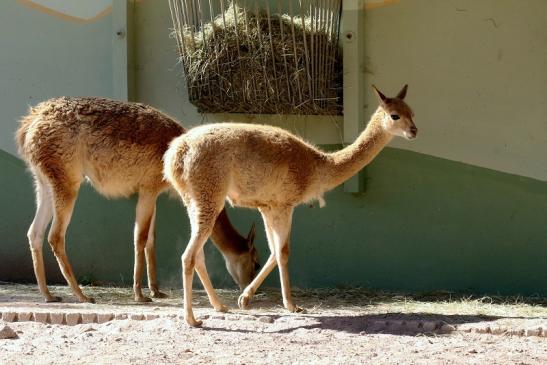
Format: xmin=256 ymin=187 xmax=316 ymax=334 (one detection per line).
xmin=169 ymin=0 xmax=343 ymax=115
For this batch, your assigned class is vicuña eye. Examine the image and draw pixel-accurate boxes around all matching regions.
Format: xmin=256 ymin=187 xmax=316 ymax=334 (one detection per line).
xmin=391 ymin=114 xmax=400 ymax=120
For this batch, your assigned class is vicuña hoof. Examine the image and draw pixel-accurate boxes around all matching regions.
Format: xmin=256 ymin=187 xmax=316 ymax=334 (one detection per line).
xmin=135 ymin=296 xmax=153 ymax=303
xmin=185 ymin=316 xmax=203 ymax=327
xmin=151 ymin=290 xmax=168 ymax=299
xmin=214 ymin=304 xmax=229 ymax=313
xmin=45 ymin=295 xmax=62 ymax=303
xmin=238 ymin=293 xmax=251 ymax=310
xmin=80 ymin=296 xmax=96 ymax=304
xmin=286 ymin=304 xmax=306 ymax=313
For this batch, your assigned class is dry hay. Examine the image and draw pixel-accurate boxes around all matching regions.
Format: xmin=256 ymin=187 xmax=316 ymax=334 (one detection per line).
xmin=171 ymin=1 xmax=342 ymax=115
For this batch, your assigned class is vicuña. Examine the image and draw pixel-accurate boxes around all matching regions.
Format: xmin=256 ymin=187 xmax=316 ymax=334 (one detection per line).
xmin=16 ymin=97 xmax=259 ymax=303
xmin=164 ymin=84 xmax=417 ymax=326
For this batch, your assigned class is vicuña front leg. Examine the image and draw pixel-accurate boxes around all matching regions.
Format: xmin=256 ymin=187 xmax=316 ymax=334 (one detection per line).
xmin=262 ymin=207 xmax=303 ymax=313
xmin=238 ymin=220 xmax=277 ymax=309
xmin=275 ymin=237 xmax=304 ymax=313
xmin=238 ymin=253 xmax=277 ymax=309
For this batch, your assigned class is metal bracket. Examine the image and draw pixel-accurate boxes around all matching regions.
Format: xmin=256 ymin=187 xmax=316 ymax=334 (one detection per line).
xmin=112 ymin=0 xmax=134 ymax=101
xmin=342 ymin=0 xmax=366 ymax=193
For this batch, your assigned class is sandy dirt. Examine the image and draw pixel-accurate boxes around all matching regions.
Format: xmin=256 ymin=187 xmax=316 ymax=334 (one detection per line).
xmin=1 ymin=284 xmax=546 ymax=364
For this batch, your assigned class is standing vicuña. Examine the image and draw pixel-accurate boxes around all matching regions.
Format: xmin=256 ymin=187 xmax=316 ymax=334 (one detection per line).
xmin=16 ymin=97 xmax=259 ymax=303
xmin=164 ymin=85 xmax=417 ymax=326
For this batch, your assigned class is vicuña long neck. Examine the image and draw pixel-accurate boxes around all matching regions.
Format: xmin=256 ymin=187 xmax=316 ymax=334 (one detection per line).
xmin=324 ymin=107 xmax=393 ymax=190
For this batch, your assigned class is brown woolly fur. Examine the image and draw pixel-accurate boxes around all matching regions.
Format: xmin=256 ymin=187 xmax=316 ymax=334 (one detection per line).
xmin=164 ymin=85 xmax=418 ymax=327
xmin=16 ymin=97 xmax=259 ymax=304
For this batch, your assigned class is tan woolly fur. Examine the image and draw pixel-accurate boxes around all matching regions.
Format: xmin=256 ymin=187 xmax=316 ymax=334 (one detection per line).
xmin=16 ymin=97 xmax=259 ymax=304
xmin=163 ymin=85 xmax=418 ymax=326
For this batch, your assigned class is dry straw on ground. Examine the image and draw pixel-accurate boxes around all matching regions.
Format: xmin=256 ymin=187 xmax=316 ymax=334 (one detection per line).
xmin=170 ymin=0 xmax=343 ymax=115
xmin=2 ymin=284 xmax=546 ymax=364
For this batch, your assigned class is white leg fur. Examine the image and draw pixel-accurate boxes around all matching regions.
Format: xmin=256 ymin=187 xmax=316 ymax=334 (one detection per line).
xmin=47 ymin=183 xmax=94 ymax=303
xmin=27 ymin=176 xmax=56 ymax=302
xmin=238 ymin=216 xmax=277 ymax=309
xmin=194 ymin=248 xmax=228 ymax=312
xmin=262 ymin=208 xmax=299 ymax=312
xmin=144 ymin=206 xmax=166 ymax=298
xmin=133 ymin=193 xmax=157 ymax=302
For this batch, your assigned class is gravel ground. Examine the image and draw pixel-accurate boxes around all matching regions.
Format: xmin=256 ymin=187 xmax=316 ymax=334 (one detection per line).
xmin=1 ymin=284 xmax=546 ymax=364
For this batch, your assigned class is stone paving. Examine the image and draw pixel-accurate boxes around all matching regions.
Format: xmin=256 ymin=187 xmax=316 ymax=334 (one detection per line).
xmin=1 ymin=283 xmax=545 ymax=337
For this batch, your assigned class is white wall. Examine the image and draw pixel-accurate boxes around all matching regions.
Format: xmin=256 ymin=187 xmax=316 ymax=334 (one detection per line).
xmin=362 ymin=0 xmax=547 ymax=181
xmin=0 ymin=0 xmax=114 ymax=155
xmin=18 ymin=0 xmax=112 ymax=21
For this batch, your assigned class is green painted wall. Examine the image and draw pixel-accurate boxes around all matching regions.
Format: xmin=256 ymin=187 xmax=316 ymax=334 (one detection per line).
xmin=2 ymin=147 xmax=546 ymax=295
xmin=0 ymin=148 xmax=244 ymax=288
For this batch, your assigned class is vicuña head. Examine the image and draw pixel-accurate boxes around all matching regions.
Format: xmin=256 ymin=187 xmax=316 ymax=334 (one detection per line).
xmin=225 ymin=238 xmax=260 ymax=290
xmin=373 ymin=84 xmax=417 ymax=140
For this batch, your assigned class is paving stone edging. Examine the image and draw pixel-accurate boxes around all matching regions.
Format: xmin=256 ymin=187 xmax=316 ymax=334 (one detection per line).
xmin=1 ymin=310 xmax=545 ymax=338
xmin=1 ymin=311 xmax=161 ymax=326
xmin=361 ymin=319 xmax=546 ymax=337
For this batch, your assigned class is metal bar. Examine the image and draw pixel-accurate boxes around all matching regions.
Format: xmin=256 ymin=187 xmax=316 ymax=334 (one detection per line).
xmin=342 ymin=0 xmax=364 ymax=192
xmin=318 ymin=0 xmax=328 ymax=107
xmin=169 ymin=0 xmax=190 ymax=91
xmin=288 ymin=1 xmax=303 ymax=103
xmin=266 ymin=2 xmax=280 ymax=103
xmin=231 ymin=0 xmax=247 ymax=103
xmin=317 ymin=0 xmax=326 ymax=107
xmin=183 ymin=0 xmax=201 ymax=99
xmin=208 ymin=0 xmax=224 ymax=102
xmin=219 ymin=0 xmax=236 ymax=100
xmin=331 ymin=0 xmax=340 ymax=104
xmin=309 ymin=0 xmax=315 ymax=104
xmin=242 ymin=0 xmax=259 ymax=101
xmin=174 ymin=0 xmax=196 ymax=100
xmin=329 ymin=0 xmax=342 ymax=84
xmin=168 ymin=0 xmax=183 ymax=59
xmin=299 ymin=0 xmax=313 ymax=105
xmin=197 ymin=0 xmax=213 ymax=97
xmin=254 ymin=0 xmax=271 ymax=103
xmin=277 ymin=0 xmax=292 ymax=104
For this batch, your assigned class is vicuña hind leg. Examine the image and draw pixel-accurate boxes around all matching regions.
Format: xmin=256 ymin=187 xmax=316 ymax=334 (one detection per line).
xmin=48 ymin=182 xmax=94 ymax=303
xmin=144 ymin=206 xmax=167 ymax=299
xmin=181 ymin=202 xmax=225 ymax=327
xmin=133 ymin=192 xmax=157 ymax=302
xmin=27 ymin=175 xmax=58 ymax=302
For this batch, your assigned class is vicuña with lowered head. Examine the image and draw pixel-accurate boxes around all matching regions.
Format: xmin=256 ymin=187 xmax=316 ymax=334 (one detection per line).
xmin=164 ymin=85 xmax=417 ymax=326
xmin=16 ymin=97 xmax=259 ymax=304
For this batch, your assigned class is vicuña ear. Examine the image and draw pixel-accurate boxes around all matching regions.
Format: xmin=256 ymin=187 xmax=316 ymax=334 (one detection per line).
xmin=372 ymin=85 xmax=387 ymax=104
xmin=396 ymin=84 xmax=408 ymax=100
xmin=246 ymin=222 xmax=256 ymax=249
